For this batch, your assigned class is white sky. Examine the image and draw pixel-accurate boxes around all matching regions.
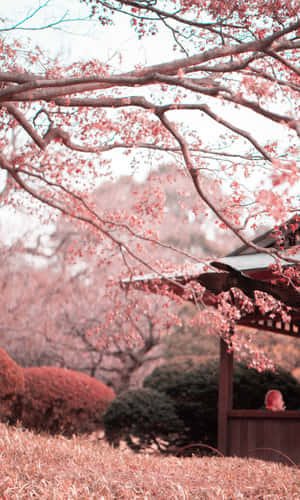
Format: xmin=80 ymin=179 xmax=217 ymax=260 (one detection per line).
xmin=1 ymin=0 xmax=175 ymax=67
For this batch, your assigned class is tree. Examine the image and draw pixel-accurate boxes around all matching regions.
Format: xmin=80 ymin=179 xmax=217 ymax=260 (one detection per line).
xmin=0 ymin=3 xmax=299 ymax=368
xmin=0 ymin=237 xmax=170 ymax=393
xmin=1 ymin=162 xmax=235 ymax=392
xmin=0 ymin=198 xmax=189 ymax=394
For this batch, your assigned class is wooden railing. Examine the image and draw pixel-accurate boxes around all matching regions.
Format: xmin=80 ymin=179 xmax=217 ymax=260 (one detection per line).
xmin=228 ymin=410 xmax=300 ymax=464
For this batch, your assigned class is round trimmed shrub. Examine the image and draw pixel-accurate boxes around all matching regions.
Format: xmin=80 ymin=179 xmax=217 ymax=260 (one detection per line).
xmin=22 ymin=366 xmax=115 ymax=436
xmin=0 ymin=349 xmax=24 ymax=424
xmin=103 ymin=388 xmax=184 ymax=452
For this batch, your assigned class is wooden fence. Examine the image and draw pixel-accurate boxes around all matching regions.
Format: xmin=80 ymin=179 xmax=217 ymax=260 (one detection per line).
xmin=228 ymin=410 xmax=300 ymax=464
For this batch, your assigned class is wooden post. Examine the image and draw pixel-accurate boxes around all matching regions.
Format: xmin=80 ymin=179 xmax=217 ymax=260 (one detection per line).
xmin=217 ymin=337 xmax=233 ymax=456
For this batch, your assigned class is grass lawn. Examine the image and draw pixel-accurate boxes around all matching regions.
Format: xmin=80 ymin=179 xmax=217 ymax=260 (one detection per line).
xmin=0 ymin=422 xmax=300 ymax=499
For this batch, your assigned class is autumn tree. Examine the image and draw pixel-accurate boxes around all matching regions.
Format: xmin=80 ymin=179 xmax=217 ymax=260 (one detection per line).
xmin=0 ymin=237 xmax=165 ymax=393
xmin=1 ymin=158 xmax=236 ymax=393
xmin=0 ymin=215 xmax=183 ymax=394
xmin=0 ymin=2 xmax=299 ymax=368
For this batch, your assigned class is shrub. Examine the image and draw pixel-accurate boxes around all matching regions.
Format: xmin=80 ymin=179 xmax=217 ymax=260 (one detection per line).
xmin=22 ymin=366 xmax=115 ymax=436
xmin=233 ymin=363 xmax=300 ymax=410
xmin=144 ymin=357 xmax=219 ymax=450
xmin=0 ymin=349 xmax=24 ymax=424
xmin=140 ymin=357 xmax=300 ymax=454
xmin=103 ymin=388 xmax=184 ymax=452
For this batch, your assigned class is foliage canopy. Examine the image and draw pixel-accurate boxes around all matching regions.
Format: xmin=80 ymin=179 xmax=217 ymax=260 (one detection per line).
xmin=0 ymin=1 xmax=299 ymax=368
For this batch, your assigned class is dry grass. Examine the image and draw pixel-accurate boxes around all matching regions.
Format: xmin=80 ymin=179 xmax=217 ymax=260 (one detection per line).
xmin=1 ymin=423 xmax=300 ymax=499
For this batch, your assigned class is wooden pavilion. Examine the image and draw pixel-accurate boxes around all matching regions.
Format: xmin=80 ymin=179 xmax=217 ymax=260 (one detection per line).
xmin=124 ymin=216 xmax=300 ymax=463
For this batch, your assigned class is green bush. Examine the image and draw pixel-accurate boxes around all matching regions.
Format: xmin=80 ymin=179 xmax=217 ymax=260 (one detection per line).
xmin=233 ymin=363 xmax=300 ymax=410
xmin=103 ymin=388 xmax=184 ymax=452
xmin=144 ymin=358 xmax=219 ymax=450
xmin=22 ymin=366 xmax=115 ymax=436
xmin=104 ymin=357 xmax=300 ymax=454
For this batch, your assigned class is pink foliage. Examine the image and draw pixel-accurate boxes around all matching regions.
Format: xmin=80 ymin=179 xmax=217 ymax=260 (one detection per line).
xmin=22 ymin=366 xmax=115 ymax=435
xmin=0 ymin=349 xmax=24 ymax=399
xmin=0 ymin=349 xmax=24 ymax=423
xmin=0 ymin=2 xmax=299 ymax=373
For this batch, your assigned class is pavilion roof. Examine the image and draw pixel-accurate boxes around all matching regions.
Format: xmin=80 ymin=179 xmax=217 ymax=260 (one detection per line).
xmin=123 ymin=215 xmax=300 ymax=337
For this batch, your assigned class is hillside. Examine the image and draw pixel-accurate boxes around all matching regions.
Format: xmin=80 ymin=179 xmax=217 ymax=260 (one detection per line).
xmin=0 ymin=422 xmax=300 ymax=499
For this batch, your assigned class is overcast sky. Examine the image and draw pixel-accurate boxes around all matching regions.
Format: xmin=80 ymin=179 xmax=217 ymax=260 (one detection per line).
xmin=1 ymin=0 xmax=175 ymax=68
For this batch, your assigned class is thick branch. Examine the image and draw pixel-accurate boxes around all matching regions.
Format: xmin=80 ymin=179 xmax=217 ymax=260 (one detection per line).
xmin=3 ymin=103 xmax=46 ymax=149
